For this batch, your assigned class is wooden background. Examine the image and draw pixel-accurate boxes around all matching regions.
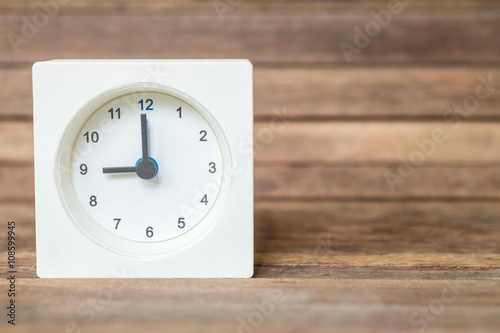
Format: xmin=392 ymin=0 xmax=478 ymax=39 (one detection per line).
xmin=1 ymin=0 xmax=500 ymax=332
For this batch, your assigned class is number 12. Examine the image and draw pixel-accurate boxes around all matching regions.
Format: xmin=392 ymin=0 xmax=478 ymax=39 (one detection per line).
xmin=139 ymin=99 xmax=153 ymax=111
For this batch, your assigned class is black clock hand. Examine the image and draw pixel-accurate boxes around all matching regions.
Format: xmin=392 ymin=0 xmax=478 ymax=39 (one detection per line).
xmin=103 ymin=114 xmax=157 ymax=179
xmin=135 ymin=113 xmax=157 ymax=179
xmin=103 ymin=166 xmax=136 ymax=174
xmin=141 ymin=113 xmax=149 ymax=161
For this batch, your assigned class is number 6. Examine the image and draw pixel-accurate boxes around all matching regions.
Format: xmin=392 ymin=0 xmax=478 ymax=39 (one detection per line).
xmin=146 ymin=226 xmax=154 ymax=238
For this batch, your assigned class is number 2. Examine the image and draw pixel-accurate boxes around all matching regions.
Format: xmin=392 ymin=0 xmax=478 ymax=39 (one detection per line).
xmin=199 ymin=130 xmax=207 ymax=141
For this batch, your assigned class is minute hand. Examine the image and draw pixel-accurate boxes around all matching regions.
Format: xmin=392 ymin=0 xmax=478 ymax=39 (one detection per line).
xmin=141 ymin=113 xmax=149 ymax=160
xmin=135 ymin=113 xmax=157 ymax=180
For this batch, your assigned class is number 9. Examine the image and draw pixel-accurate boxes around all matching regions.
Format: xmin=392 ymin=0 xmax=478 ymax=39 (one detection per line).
xmin=80 ymin=164 xmax=88 ymax=175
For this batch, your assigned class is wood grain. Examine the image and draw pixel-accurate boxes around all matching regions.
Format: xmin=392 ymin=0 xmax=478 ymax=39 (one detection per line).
xmin=1 ymin=1 xmax=500 ymax=332
xmin=3 ymin=201 xmax=500 ymax=271
xmin=0 ymin=166 xmax=34 ymax=201
xmin=6 ymin=120 xmax=500 ymax=164
xmin=255 ymin=201 xmax=500 ymax=261
xmin=0 ymin=121 xmax=32 ymax=162
xmin=254 ymin=121 xmax=500 ymax=163
xmin=256 ymin=67 xmax=500 ymax=120
xmin=255 ymin=165 xmax=500 ymax=199
xmin=1 ymin=14 xmax=500 ymax=64
xmin=12 ymin=163 xmax=500 ymax=202
xmin=4 ymin=67 xmax=500 ymax=119
xmin=7 ymin=120 xmax=500 ymax=200
xmin=1 ymin=0 xmax=500 ymax=14
xmin=0 ymin=278 xmax=498 ymax=333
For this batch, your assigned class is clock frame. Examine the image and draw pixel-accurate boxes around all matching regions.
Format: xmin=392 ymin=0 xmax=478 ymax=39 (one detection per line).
xmin=33 ymin=60 xmax=253 ymax=278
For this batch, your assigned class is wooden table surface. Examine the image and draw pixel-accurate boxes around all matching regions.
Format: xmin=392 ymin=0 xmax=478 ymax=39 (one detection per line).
xmin=1 ymin=0 xmax=500 ymax=332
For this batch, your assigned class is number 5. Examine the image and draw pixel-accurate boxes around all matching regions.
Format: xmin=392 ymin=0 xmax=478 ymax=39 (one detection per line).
xmin=178 ymin=217 xmax=185 ymax=229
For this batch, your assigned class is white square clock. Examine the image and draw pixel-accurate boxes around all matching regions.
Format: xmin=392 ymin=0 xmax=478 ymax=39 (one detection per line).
xmin=33 ymin=60 xmax=254 ymax=278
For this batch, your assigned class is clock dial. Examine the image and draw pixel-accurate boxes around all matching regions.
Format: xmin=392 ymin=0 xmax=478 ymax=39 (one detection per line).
xmin=69 ymin=91 xmax=224 ymax=242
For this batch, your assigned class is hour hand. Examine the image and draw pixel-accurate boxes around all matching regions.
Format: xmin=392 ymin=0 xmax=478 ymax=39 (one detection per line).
xmin=103 ymin=166 xmax=137 ymax=174
xmin=103 ymin=114 xmax=157 ymax=179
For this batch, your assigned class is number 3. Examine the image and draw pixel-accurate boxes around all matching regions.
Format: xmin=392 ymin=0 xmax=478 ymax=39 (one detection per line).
xmin=209 ymin=162 xmax=216 ymax=173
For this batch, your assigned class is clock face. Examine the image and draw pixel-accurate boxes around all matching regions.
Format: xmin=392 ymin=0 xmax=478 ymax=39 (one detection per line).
xmin=58 ymin=85 xmax=229 ymax=249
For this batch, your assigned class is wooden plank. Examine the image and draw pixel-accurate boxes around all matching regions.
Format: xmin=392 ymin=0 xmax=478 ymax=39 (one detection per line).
xmin=0 ymin=67 xmax=32 ymax=118
xmin=2 ymin=200 xmax=499 ymax=331
xmin=1 ymin=0 xmax=500 ymax=15
xmin=254 ymin=267 xmax=500 ymax=280
xmin=254 ymin=122 xmax=500 ymax=163
xmin=6 ymin=120 xmax=500 ymax=164
xmin=3 ymin=201 xmax=500 ymax=271
xmin=0 ymin=166 xmax=34 ymax=201
xmin=1 ymin=14 xmax=500 ymax=64
xmin=254 ymin=201 xmax=500 ymax=268
xmin=254 ymin=67 xmax=500 ymax=119
xmin=7 ymin=254 xmax=500 ymax=280
xmin=0 ymin=0 xmax=211 ymax=15
xmin=5 ymin=119 xmax=500 ymax=198
xmin=0 ymin=121 xmax=32 ymax=162
xmin=259 ymin=201 xmax=500 ymax=268
xmin=3 ymin=249 xmax=500 ymax=280
xmin=5 ymin=67 xmax=500 ymax=119
xmin=255 ymin=165 xmax=500 ymax=199
xmin=0 ymin=202 xmax=35 ymax=253
xmin=0 ymin=278 xmax=498 ymax=333
xmin=6 ymin=164 xmax=500 ymax=201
